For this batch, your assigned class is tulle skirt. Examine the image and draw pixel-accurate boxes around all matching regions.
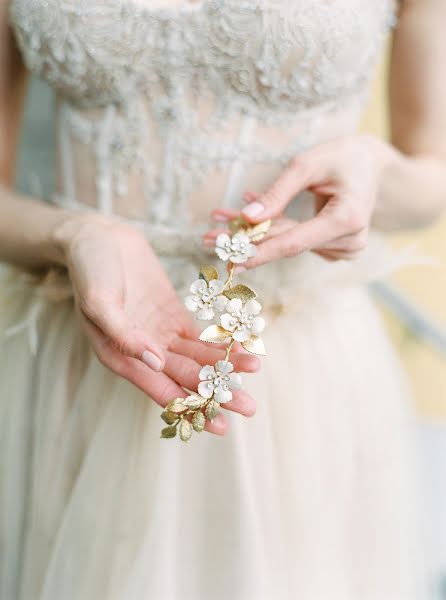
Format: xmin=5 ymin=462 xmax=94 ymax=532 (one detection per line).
xmin=0 ymin=257 xmax=421 ymax=600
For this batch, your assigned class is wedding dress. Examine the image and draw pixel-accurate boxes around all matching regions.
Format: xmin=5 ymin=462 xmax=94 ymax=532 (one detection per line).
xmin=1 ymin=1 xmax=422 ymax=599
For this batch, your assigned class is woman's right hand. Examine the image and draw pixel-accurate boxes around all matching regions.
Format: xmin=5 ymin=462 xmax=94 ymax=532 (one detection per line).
xmin=54 ymin=215 xmax=260 ymax=435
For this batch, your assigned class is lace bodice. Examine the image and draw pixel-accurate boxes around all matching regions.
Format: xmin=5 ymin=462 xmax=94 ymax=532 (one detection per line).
xmin=10 ymin=0 xmax=396 ymax=229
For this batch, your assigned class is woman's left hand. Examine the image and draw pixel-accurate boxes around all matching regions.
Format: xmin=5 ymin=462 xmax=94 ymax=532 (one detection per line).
xmin=203 ymin=135 xmax=385 ymax=266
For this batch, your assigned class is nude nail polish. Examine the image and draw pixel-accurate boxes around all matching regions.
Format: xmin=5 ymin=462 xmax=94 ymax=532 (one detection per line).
xmin=242 ymin=201 xmax=264 ymax=219
xmin=213 ymin=213 xmax=230 ymax=222
xmin=142 ymin=350 xmax=162 ymax=372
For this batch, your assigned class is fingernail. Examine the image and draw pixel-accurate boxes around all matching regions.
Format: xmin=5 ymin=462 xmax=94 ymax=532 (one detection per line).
xmin=242 ymin=201 xmax=264 ymax=219
xmin=202 ymin=237 xmax=215 ymax=247
xmin=213 ymin=213 xmax=230 ymax=222
xmin=233 ymin=266 xmax=246 ymax=274
xmin=142 ymin=350 xmax=162 ymax=372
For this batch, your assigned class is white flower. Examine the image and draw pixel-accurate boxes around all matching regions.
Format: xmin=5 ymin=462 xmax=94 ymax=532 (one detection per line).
xmin=185 ymin=279 xmax=228 ymax=320
xmin=220 ymin=298 xmax=265 ymax=342
xmin=198 ymin=360 xmax=242 ymax=404
xmin=215 ymin=232 xmax=256 ymax=264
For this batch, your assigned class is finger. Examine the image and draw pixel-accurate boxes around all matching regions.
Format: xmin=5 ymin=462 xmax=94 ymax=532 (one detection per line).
xmin=318 ymin=229 xmax=368 ymax=254
xmin=163 ymin=351 xmax=201 ymax=390
xmin=211 ymin=208 xmax=241 ymax=223
xmin=169 ymin=337 xmax=260 ymax=372
xmin=202 ymin=217 xmax=296 ymax=250
xmin=243 ymin=195 xmax=366 ymax=269
xmin=80 ymin=297 xmax=165 ymax=371
xmin=84 ymin=318 xmax=229 ymax=435
xmin=242 ymin=217 xmax=333 ymax=269
xmin=204 ymin=413 xmax=228 ymax=435
xmin=222 ymin=389 xmax=256 ymax=417
xmin=202 ymin=227 xmax=229 ymax=247
xmin=84 ymin=319 xmax=184 ymax=403
xmin=241 ymin=153 xmax=318 ymax=223
xmin=255 ymin=217 xmax=297 ymax=242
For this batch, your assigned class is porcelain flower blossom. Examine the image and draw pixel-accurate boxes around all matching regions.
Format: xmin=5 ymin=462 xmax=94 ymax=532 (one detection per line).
xmin=220 ymin=298 xmax=265 ymax=342
xmin=215 ymin=232 xmax=256 ymax=264
xmin=198 ymin=360 xmax=242 ymax=404
xmin=185 ymin=278 xmax=228 ymax=320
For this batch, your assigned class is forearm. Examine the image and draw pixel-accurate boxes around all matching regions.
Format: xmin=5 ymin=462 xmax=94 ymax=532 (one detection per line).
xmin=370 ymin=136 xmax=446 ymax=231
xmin=0 ymin=184 xmax=80 ymax=269
xmin=377 ymin=0 xmax=446 ymax=232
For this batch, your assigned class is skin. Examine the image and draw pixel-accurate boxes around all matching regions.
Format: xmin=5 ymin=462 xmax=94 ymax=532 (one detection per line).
xmin=0 ymin=0 xmax=445 ymax=434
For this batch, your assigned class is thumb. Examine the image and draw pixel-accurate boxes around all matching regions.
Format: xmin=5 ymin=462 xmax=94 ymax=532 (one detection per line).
xmin=241 ymin=153 xmax=318 ymax=223
xmin=81 ymin=299 xmax=165 ymax=372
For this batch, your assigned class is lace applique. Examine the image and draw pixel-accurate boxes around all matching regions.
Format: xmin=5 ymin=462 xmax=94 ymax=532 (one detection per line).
xmin=10 ymin=0 xmax=396 ymax=113
xmin=9 ymin=0 xmax=397 ymax=224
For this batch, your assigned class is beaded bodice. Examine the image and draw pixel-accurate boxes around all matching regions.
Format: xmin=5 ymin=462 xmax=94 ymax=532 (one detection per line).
xmin=10 ymin=0 xmax=396 ymax=230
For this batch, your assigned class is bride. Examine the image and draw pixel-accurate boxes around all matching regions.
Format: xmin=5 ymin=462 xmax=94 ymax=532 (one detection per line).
xmin=1 ymin=0 xmax=445 ymax=598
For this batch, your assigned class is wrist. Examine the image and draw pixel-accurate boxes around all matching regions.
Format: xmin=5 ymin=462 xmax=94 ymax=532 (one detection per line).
xmin=50 ymin=212 xmax=118 ymax=266
xmin=358 ymin=133 xmax=397 ymax=173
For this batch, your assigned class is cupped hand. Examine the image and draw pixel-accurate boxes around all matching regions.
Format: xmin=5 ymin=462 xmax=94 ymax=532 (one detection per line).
xmin=203 ymin=135 xmax=384 ymax=266
xmin=55 ymin=216 xmax=260 ymax=435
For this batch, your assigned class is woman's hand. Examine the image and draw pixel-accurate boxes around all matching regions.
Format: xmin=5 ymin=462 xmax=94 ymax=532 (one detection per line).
xmin=55 ymin=215 xmax=260 ymax=435
xmin=204 ymin=135 xmax=385 ymax=266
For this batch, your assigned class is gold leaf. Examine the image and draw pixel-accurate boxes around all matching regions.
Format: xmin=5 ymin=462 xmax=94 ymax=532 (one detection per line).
xmin=241 ymin=335 xmax=267 ymax=356
xmin=161 ymin=411 xmax=178 ymax=425
xmin=223 ymin=284 xmax=257 ymax=302
xmin=246 ymin=219 xmax=271 ymax=242
xmin=166 ymin=398 xmax=187 ymax=414
xmin=199 ymin=325 xmax=231 ymax=344
xmin=205 ymin=400 xmax=220 ymax=422
xmin=179 ymin=418 xmax=193 ymax=442
xmin=228 ymin=216 xmax=249 ymax=235
xmin=184 ymin=393 xmax=206 ymax=409
xmin=199 ymin=264 xmax=219 ymax=283
xmin=192 ymin=411 xmax=206 ymax=432
xmin=161 ymin=425 xmax=177 ymax=439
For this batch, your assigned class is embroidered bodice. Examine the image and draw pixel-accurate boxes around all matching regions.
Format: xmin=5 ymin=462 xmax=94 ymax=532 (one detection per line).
xmin=8 ymin=0 xmax=402 ymax=307
xmin=10 ymin=0 xmax=396 ymax=225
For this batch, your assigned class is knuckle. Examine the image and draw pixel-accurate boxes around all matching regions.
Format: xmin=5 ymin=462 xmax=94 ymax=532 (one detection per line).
xmin=157 ymin=382 xmax=178 ymax=407
xmin=283 ymin=240 xmax=302 ymax=258
xmin=352 ymin=230 xmax=369 ymax=252
xmin=348 ymin=210 xmax=367 ymax=233
xmin=113 ymin=334 xmax=133 ymax=357
xmin=333 ymin=201 xmax=366 ymax=233
xmin=338 ymin=231 xmax=369 ymax=254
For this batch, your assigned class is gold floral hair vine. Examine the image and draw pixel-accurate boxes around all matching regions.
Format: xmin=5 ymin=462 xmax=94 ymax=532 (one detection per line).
xmin=160 ymin=217 xmax=271 ymax=442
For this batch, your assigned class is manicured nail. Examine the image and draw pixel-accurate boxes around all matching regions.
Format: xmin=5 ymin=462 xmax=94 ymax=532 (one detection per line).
xmin=233 ymin=266 xmax=246 ymax=274
xmin=242 ymin=201 xmax=264 ymax=219
xmin=142 ymin=350 xmax=162 ymax=372
xmin=213 ymin=213 xmax=230 ymax=222
xmin=202 ymin=237 xmax=215 ymax=247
